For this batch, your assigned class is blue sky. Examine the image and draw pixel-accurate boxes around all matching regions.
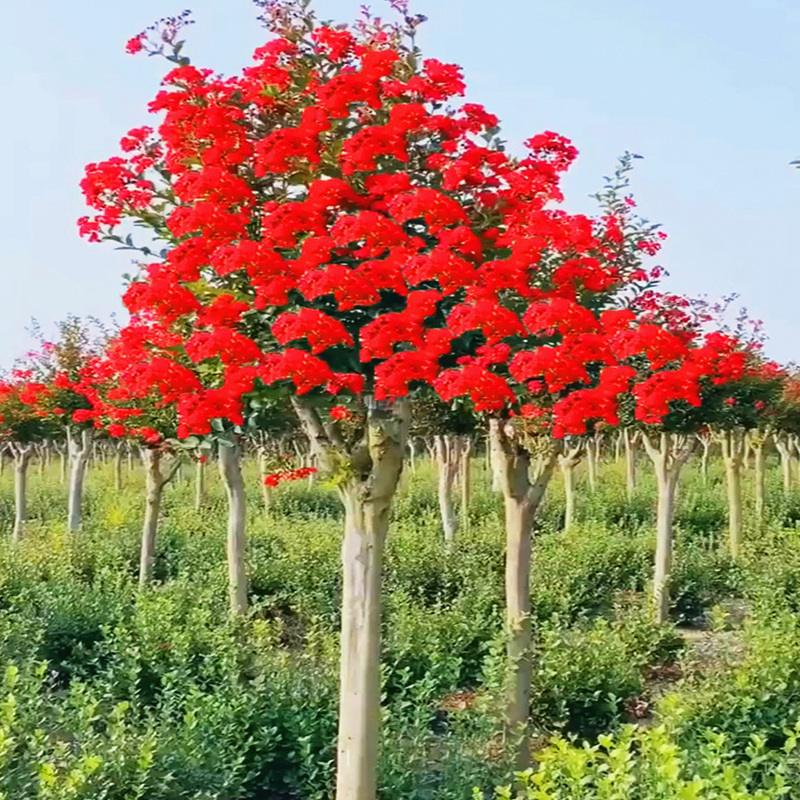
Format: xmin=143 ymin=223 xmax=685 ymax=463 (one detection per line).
xmin=1 ymin=0 xmax=798 ymax=364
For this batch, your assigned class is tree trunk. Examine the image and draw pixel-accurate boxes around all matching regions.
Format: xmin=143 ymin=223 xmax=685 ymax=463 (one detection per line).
xmin=434 ymin=434 xmax=460 ymax=546
xmin=336 ymin=487 xmax=390 ymax=800
xmin=139 ymin=448 xmax=166 ymax=589
xmin=114 ymin=444 xmax=124 ymax=492
xmin=750 ymin=433 xmax=768 ymax=525
xmin=257 ymin=451 xmax=272 ymax=516
xmin=653 ymin=470 xmax=678 ymax=625
xmin=641 ymin=432 xmax=695 ymax=625
xmin=562 ymin=459 xmax=575 ymax=533
xmin=489 ymin=419 xmax=559 ymax=772
xmin=721 ymin=429 xmax=745 ymax=559
xmin=292 ymin=395 xmax=408 ymax=800
xmin=586 ymin=438 xmax=597 ymax=493
xmin=194 ymin=457 xmax=206 ymax=511
xmin=67 ymin=429 xmax=91 ymax=532
xmin=776 ymin=435 xmax=793 ymax=495
xmin=623 ymin=428 xmax=636 ymax=500
xmin=219 ymin=440 xmax=248 ymax=616
xmin=12 ymin=446 xmax=32 ymax=542
xmin=698 ymin=436 xmax=711 ymax=485
xmin=460 ymin=436 xmax=473 ymax=533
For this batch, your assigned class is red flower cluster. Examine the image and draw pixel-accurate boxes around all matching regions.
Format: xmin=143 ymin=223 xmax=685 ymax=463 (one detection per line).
xmin=263 ymin=466 xmax=318 ymax=487
xmin=76 ymin=9 xmax=754 ymax=441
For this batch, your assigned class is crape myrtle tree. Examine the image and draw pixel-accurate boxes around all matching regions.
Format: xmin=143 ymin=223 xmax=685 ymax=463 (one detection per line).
xmin=25 ymin=317 xmax=107 ymax=532
xmin=77 ymin=2 xmax=698 ymax=795
xmin=0 ymin=371 xmax=59 ymax=540
xmin=611 ymin=289 xmax=755 ymax=623
xmin=713 ymin=359 xmax=785 ymax=558
xmin=82 ymin=323 xmax=186 ymax=588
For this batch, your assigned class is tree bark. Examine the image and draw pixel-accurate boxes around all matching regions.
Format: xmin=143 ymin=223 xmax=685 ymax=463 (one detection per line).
xmin=194 ymin=457 xmax=206 ymax=511
xmin=776 ymin=434 xmax=793 ymax=495
xmin=586 ymin=435 xmax=598 ymax=493
xmin=292 ymin=395 xmax=408 ymax=800
xmin=749 ymin=431 xmax=768 ymax=525
xmin=641 ymin=432 xmax=696 ymax=625
xmin=114 ymin=443 xmax=124 ymax=492
xmin=489 ymin=418 xmax=559 ymax=771
xmin=11 ymin=445 xmax=32 ymax=542
xmin=219 ymin=439 xmax=248 ymax=616
xmin=558 ymin=443 xmax=582 ymax=534
xmin=67 ymin=428 xmax=91 ymax=532
xmin=336 ymin=487 xmax=389 ymax=800
xmin=257 ymin=449 xmax=272 ymax=517
xmin=434 ymin=434 xmax=460 ymax=546
xmin=460 ymin=436 xmax=473 ymax=533
xmin=138 ymin=448 xmax=179 ymax=589
xmin=622 ymin=428 xmax=636 ymax=500
xmin=720 ymin=429 xmax=745 ymax=558
xmin=697 ymin=434 xmax=711 ymax=485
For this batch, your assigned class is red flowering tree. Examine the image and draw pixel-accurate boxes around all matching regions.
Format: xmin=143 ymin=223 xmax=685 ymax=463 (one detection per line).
xmin=24 ymin=318 xmax=107 ymax=532
xmin=710 ymin=359 xmax=785 ymax=557
xmin=0 ymin=371 xmax=59 ymax=540
xmin=82 ymin=322 xmax=187 ymax=588
xmin=78 ymin=3 xmax=686 ymax=792
xmin=607 ymin=289 xmax=763 ymax=621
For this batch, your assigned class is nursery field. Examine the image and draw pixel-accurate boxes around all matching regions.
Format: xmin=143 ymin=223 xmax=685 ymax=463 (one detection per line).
xmin=2 ymin=452 xmax=800 ymax=799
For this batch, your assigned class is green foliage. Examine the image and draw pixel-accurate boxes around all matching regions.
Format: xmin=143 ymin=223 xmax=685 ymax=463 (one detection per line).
xmin=0 ymin=451 xmax=800 ymax=797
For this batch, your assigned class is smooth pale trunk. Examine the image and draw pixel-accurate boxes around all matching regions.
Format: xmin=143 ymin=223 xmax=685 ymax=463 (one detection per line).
xmin=291 ymin=395 xmax=407 ymax=800
xmin=503 ymin=490 xmax=535 ymax=764
xmin=753 ymin=444 xmax=766 ymax=523
xmin=586 ymin=442 xmax=597 ymax=493
xmin=139 ymin=448 xmax=165 ymax=589
xmin=258 ymin=454 xmax=272 ymax=516
xmin=12 ymin=450 xmax=31 ymax=542
xmin=701 ymin=441 xmax=710 ymax=484
xmin=408 ymin=438 xmax=417 ymax=473
xmin=435 ymin=435 xmax=459 ymax=545
xmin=67 ymin=430 xmax=91 ymax=532
xmin=219 ymin=442 xmax=248 ymax=616
xmin=623 ymin=429 xmax=636 ymax=499
xmin=641 ymin=434 xmax=695 ymax=625
xmin=488 ymin=419 xmax=557 ymax=773
xmin=59 ymin=450 xmax=66 ymax=484
xmin=37 ymin=451 xmax=45 ymax=478
xmin=653 ymin=469 xmax=678 ymax=625
xmin=725 ymin=456 xmax=743 ymax=558
xmin=460 ymin=437 xmax=472 ymax=533
xmin=336 ymin=489 xmax=389 ymax=800
xmin=0 ymin=450 xmax=5 ymax=477
xmin=114 ymin=445 xmax=124 ymax=492
xmin=561 ymin=459 xmax=575 ymax=533
xmin=776 ymin=440 xmax=792 ymax=495
xmin=194 ymin=458 xmax=206 ymax=511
